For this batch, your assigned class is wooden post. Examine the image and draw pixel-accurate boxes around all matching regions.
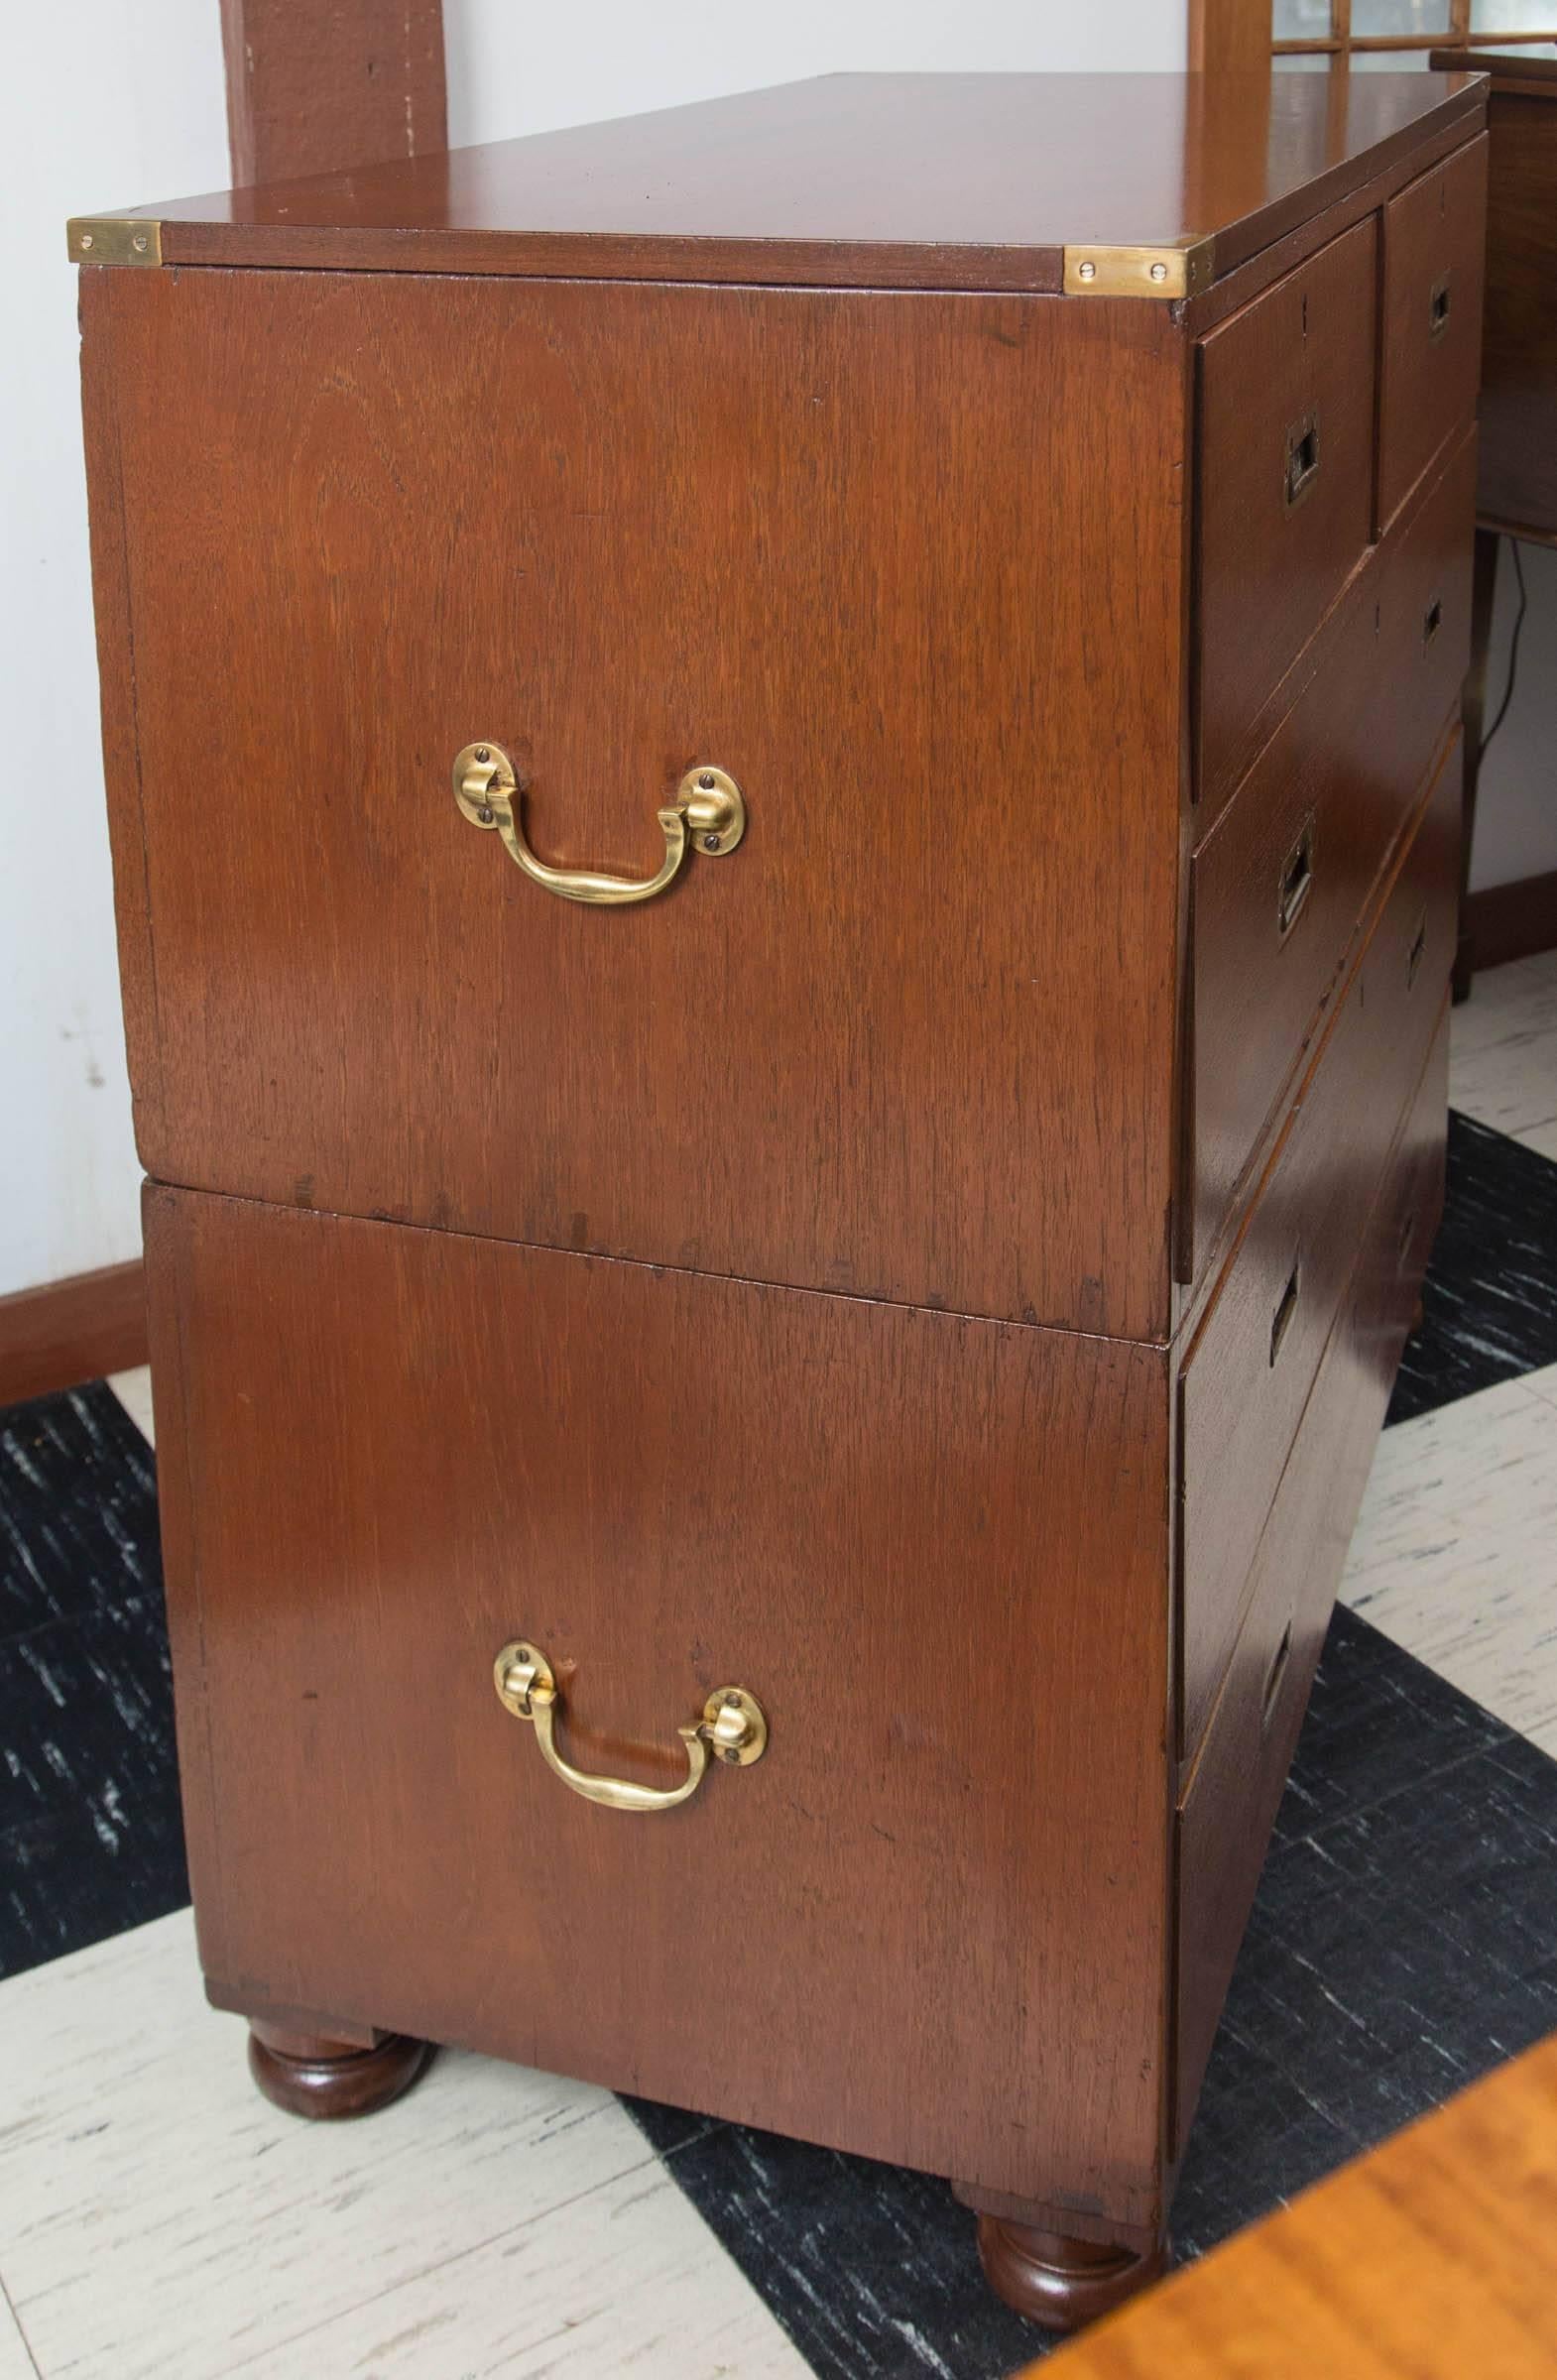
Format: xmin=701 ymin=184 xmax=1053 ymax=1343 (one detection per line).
xmin=1189 ymin=0 xmax=1274 ymax=72
xmin=220 ymin=0 xmax=447 ymax=187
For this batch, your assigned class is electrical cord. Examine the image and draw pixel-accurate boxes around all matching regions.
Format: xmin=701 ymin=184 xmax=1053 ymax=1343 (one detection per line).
xmin=1480 ymin=536 xmax=1528 ymax=759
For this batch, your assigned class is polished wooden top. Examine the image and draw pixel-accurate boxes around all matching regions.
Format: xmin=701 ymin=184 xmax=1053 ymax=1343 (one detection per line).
xmin=91 ymin=70 xmax=1484 ymax=292
xmin=1039 ymin=2032 xmax=1557 ymax=2377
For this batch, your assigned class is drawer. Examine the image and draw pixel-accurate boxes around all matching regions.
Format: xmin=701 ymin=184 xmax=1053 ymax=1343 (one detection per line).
xmin=1378 ymin=136 xmax=1488 ymax=533
xmin=1196 ymin=216 xmax=1378 ymax=818
xmin=1178 ymin=745 xmax=1458 ymax=1754
xmin=1185 ymin=433 xmax=1475 ymax=1280
xmin=1175 ymin=1003 xmax=1448 ymax=2146
xmin=144 ymin=1184 xmax=1174 ymax=2208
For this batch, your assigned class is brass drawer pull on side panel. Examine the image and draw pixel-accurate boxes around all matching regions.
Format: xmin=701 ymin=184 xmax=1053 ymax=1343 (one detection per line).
xmin=494 ymin=1641 xmax=768 ymax=1813
xmin=453 ymin=743 xmax=745 ymax=906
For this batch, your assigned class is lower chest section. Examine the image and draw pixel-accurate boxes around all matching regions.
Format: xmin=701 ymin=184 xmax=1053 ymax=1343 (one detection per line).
xmin=146 ymin=1184 xmax=1174 ymax=2211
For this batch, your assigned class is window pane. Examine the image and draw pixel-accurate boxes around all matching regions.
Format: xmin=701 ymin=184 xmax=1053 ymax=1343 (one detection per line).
xmin=1351 ymin=0 xmax=1450 ymax=30
xmin=1273 ymin=0 xmax=1332 ymax=37
xmin=1470 ymin=1 xmax=1557 ymax=27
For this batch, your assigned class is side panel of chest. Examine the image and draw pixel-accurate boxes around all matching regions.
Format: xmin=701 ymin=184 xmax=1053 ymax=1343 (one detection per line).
xmin=85 ymin=267 xmax=1186 ymax=1339
xmin=145 ymin=1184 xmax=1173 ymax=2212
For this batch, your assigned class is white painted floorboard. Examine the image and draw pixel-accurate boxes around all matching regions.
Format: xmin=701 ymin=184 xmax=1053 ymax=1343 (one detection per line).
xmin=104 ymin=1368 xmax=155 ymax=1448
xmin=0 ymin=2292 xmax=39 ymax=2380
xmin=0 ymin=1913 xmax=808 ymax=2380
xmin=1447 ymin=949 xmax=1557 ymax=1146
xmin=1342 ymin=1364 xmax=1557 ymax=1757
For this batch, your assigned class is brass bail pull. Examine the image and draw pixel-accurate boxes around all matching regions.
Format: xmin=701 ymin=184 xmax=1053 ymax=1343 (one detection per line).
xmin=492 ymin=1641 xmax=768 ymax=1814
xmin=452 ymin=743 xmax=745 ymax=906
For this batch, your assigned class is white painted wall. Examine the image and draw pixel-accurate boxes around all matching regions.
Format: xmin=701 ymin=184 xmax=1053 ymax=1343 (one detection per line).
xmin=5 ymin=3 xmax=1551 ymax=1300
xmin=1470 ymin=540 xmax=1557 ymax=894
xmin=0 ymin=3 xmax=228 ymax=1299
xmin=442 ymin=0 xmax=1187 ymax=147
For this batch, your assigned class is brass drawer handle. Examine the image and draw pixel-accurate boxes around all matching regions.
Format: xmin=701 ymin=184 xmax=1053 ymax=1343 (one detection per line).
xmin=493 ymin=1640 xmax=768 ymax=1813
xmin=453 ymin=742 xmax=745 ymax=906
xmin=1284 ymin=411 xmax=1320 ymax=510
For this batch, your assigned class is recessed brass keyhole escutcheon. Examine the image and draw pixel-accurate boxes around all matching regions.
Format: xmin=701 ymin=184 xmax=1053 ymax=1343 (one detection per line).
xmin=493 ymin=1641 xmax=768 ymax=1813
xmin=452 ymin=743 xmax=745 ymax=905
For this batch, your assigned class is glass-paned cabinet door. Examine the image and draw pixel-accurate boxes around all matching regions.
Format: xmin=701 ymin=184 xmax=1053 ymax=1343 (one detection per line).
xmin=1470 ymin=1 xmax=1557 ymax=26
xmin=1272 ymin=0 xmax=1333 ymax=34
xmin=1351 ymin=0 xmax=1451 ymax=33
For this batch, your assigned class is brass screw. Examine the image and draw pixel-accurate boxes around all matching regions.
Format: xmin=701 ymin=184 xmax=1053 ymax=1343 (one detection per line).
xmin=132 ymin=234 xmax=149 ymax=254
xmin=474 ymin=746 xmax=491 ymax=764
xmin=698 ymin=772 xmax=716 ymax=790
xmin=703 ymin=834 xmax=721 ymax=853
xmin=478 ymin=805 xmax=494 ymax=825
xmin=1149 ymin=261 xmax=1167 ymax=284
xmin=79 ymin=232 xmax=93 ymax=251
xmin=1078 ymin=259 xmax=1096 ymax=282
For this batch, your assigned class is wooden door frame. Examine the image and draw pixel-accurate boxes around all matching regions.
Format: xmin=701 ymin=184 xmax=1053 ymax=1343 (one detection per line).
xmin=1192 ymin=0 xmax=1557 ymax=70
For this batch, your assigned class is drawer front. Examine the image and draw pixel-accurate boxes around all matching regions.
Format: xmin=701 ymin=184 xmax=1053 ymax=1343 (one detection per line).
xmin=1196 ymin=216 xmax=1378 ymax=818
xmin=1187 ymin=432 xmax=1475 ymax=1279
xmin=145 ymin=1185 xmax=1174 ymax=2214
xmin=87 ymin=265 xmax=1187 ymax=1341
xmin=1179 ymin=745 xmax=1458 ymax=1754
xmin=1378 ymin=136 xmax=1488 ymax=532
xmin=1175 ymin=1005 xmax=1448 ymax=2146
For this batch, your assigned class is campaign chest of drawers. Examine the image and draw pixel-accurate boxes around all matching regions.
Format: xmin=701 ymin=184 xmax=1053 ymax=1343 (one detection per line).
xmin=72 ymin=69 xmax=1487 ymax=2329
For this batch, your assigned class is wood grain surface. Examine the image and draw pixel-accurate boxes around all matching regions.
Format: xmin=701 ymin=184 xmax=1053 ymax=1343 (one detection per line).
xmin=1175 ymin=1007 xmax=1449 ymax=2146
xmin=1179 ymin=748 xmax=1459 ymax=1755
xmin=219 ymin=0 xmax=446 ymax=187
xmin=1047 ymin=2023 xmax=1557 ymax=2378
xmin=1195 ymin=217 xmax=1379 ymax=818
xmin=144 ymin=1183 xmax=1175 ymax=2223
xmin=84 ymin=264 xmax=1186 ymax=1341
xmin=1467 ymin=79 xmax=1557 ymax=538
xmin=1377 ymin=135 xmax=1488 ymax=533
xmin=84 ymin=72 xmax=1485 ymax=294
xmin=1188 ymin=436 xmax=1475 ymax=1281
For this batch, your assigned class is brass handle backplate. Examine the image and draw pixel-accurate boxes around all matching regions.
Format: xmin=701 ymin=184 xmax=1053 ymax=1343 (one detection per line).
xmin=453 ymin=743 xmax=745 ymax=906
xmin=493 ymin=1640 xmax=768 ymax=1814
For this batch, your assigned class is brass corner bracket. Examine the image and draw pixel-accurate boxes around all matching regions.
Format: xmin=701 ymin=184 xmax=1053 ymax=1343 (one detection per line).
xmin=1062 ymin=238 xmax=1215 ymax=301
xmin=66 ymin=217 xmax=163 ymax=268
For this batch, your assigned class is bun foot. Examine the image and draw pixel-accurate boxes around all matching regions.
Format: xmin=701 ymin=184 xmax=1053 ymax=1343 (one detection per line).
xmin=976 ymin=2214 xmax=1165 ymax=2331
xmin=248 ymin=2021 xmax=431 ymax=2119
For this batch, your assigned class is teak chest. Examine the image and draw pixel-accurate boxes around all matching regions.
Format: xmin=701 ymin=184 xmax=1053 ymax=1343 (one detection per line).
xmin=72 ymin=69 xmax=1486 ymax=2329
